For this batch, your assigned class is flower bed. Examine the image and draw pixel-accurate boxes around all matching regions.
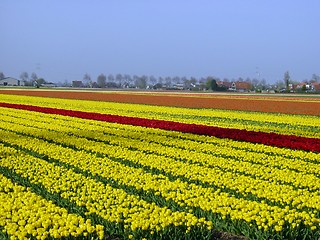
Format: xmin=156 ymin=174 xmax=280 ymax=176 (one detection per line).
xmin=0 ymin=93 xmax=319 ymax=239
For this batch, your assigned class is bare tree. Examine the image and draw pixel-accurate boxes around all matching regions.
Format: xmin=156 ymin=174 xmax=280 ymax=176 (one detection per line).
xmin=20 ymin=72 xmax=31 ymax=85
xmin=158 ymin=77 xmax=164 ymax=85
xmin=97 ymin=74 xmax=106 ymax=88
xmin=251 ymin=78 xmax=259 ymax=88
xmin=30 ymin=72 xmax=38 ymax=85
xmin=172 ymin=76 xmax=181 ymax=84
xmin=165 ymin=77 xmax=172 ymax=88
xmin=116 ymin=73 xmax=123 ymax=87
xmin=133 ymin=75 xmax=139 ymax=87
xmin=181 ymin=76 xmax=188 ymax=88
xmin=107 ymin=74 xmax=115 ymax=82
xmin=149 ymin=75 xmax=157 ymax=86
xmin=0 ymin=72 xmax=5 ymax=79
xmin=135 ymin=75 xmax=147 ymax=89
xmin=275 ymin=80 xmax=285 ymax=90
xmin=190 ymin=77 xmax=197 ymax=87
xmin=259 ymin=79 xmax=267 ymax=90
xmin=311 ymin=74 xmax=320 ymax=83
xmin=198 ymin=78 xmax=207 ymax=90
xmin=83 ymin=73 xmax=91 ymax=87
xmin=123 ymin=74 xmax=133 ymax=87
xmin=20 ymin=72 xmax=29 ymax=82
xmin=142 ymin=75 xmax=149 ymax=87
xmin=62 ymin=79 xmax=71 ymax=87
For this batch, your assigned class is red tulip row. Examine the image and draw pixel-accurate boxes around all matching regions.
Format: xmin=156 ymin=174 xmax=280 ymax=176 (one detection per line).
xmin=1 ymin=102 xmax=319 ymax=153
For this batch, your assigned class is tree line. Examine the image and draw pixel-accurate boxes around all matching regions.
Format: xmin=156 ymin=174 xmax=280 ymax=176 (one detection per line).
xmin=74 ymin=73 xmax=270 ymax=91
xmin=78 ymin=73 xmax=225 ymax=90
xmin=72 ymin=72 xmax=320 ymax=92
xmin=1 ymin=70 xmax=319 ymax=92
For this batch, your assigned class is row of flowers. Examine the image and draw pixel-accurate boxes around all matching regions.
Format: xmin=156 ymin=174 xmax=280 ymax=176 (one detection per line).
xmin=0 ymin=102 xmax=320 ymax=153
xmin=1 ymin=107 xmax=320 ymax=239
xmin=2 ymin=108 xmax=319 ymax=193
xmin=0 ymin=131 xmax=315 ymax=239
xmin=0 ymin=141 xmax=212 ymax=240
xmin=2 ymin=107 xmax=320 ymax=202
xmin=0 ymin=164 xmax=104 ymax=240
xmin=3 ymin=106 xmax=317 ymax=174
xmin=0 ymin=93 xmax=319 ymax=138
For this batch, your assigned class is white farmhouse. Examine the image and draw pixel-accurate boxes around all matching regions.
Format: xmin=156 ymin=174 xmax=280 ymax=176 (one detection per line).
xmin=0 ymin=77 xmax=24 ymax=86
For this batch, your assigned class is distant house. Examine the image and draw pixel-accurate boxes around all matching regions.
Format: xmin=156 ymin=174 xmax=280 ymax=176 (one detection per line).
xmin=217 ymin=81 xmax=232 ymax=89
xmin=294 ymin=83 xmax=309 ymax=91
xmin=294 ymin=82 xmax=320 ymax=92
xmin=217 ymin=81 xmax=251 ymax=92
xmin=41 ymin=82 xmax=56 ymax=87
xmin=0 ymin=77 xmax=24 ymax=86
xmin=234 ymin=81 xmax=252 ymax=92
xmin=173 ymin=83 xmax=184 ymax=90
xmin=312 ymin=82 xmax=320 ymax=92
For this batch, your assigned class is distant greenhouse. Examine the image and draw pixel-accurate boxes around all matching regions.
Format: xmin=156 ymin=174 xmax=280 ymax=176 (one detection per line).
xmin=0 ymin=77 xmax=24 ymax=86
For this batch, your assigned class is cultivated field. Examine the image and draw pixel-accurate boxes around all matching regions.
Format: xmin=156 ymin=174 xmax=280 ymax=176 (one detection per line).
xmin=0 ymin=90 xmax=320 ymax=240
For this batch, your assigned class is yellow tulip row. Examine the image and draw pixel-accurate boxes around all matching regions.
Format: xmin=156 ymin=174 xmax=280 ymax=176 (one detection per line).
xmin=1 ymin=108 xmax=320 ymax=174
xmin=0 ymin=113 xmax=319 ymax=233
xmin=0 ymin=130 xmax=310 ymax=233
xmin=51 ymin=118 xmax=320 ymax=190
xmin=1 ymin=109 xmax=320 ymax=214
xmin=2 ymin=107 xmax=319 ymax=175
xmin=1 ymin=94 xmax=319 ymax=138
xmin=0 ymin=141 xmax=211 ymax=237
xmin=0 ymin=169 xmax=103 ymax=240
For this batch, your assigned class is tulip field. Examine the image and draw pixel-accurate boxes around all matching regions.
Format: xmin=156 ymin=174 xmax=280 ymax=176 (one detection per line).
xmin=0 ymin=90 xmax=320 ymax=240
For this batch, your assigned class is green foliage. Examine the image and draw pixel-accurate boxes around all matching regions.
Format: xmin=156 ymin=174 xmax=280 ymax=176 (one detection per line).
xmin=284 ymin=71 xmax=290 ymax=90
xmin=206 ymin=79 xmax=217 ymax=91
xmin=302 ymin=85 xmax=307 ymax=92
xmin=35 ymin=78 xmax=46 ymax=88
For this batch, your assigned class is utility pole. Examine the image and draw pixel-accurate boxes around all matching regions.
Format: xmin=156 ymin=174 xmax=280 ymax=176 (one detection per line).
xmin=256 ymin=67 xmax=261 ymax=82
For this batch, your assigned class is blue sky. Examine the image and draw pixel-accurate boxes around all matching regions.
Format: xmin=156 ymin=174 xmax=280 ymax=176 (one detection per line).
xmin=1 ymin=1 xmax=319 ymax=83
